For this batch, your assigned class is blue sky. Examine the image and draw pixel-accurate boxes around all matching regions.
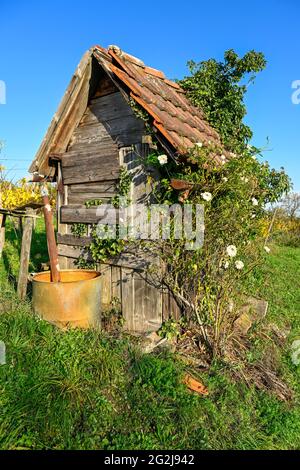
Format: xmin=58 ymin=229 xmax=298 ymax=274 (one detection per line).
xmin=0 ymin=0 xmax=299 ymax=189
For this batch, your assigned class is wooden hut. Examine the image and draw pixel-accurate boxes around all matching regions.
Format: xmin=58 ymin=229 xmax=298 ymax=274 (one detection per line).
xmin=29 ymin=45 xmax=222 ymax=332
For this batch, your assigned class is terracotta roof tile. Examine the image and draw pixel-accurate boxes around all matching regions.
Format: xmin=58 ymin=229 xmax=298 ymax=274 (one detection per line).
xmin=94 ymin=45 xmax=226 ymax=158
xmin=144 ymin=66 xmax=165 ymax=79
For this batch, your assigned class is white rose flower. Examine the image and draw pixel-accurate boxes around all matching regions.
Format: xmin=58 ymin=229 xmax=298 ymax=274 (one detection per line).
xmin=222 ymin=177 xmax=228 ymax=182
xmin=195 ymin=142 xmax=203 ymax=148
xmin=157 ymin=154 xmax=168 ymax=165
xmin=235 ymin=260 xmax=244 ymax=270
xmin=201 ymin=192 xmax=212 ymax=202
xmin=226 ymin=245 xmax=237 ymax=257
xmin=241 ymin=176 xmax=249 ymax=183
xmin=251 ymin=214 xmax=256 ymax=219
xmin=223 ymin=261 xmax=230 ymax=269
xmin=220 ymin=154 xmax=226 ymax=164
xmin=252 ymin=197 xmax=259 ymax=206
xmin=264 ymin=246 xmax=271 ymax=253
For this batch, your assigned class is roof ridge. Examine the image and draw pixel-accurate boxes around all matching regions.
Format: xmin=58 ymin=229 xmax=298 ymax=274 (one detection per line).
xmin=108 ymin=45 xmax=145 ymax=67
xmin=107 ymin=45 xmax=170 ymax=81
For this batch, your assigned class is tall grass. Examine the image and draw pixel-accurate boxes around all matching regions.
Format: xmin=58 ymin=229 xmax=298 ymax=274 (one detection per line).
xmin=1 ymin=221 xmax=300 ymax=449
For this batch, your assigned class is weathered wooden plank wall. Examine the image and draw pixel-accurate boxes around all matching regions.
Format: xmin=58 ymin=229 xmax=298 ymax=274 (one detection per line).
xmin=56 ymin=74 xmax=181 ymax=332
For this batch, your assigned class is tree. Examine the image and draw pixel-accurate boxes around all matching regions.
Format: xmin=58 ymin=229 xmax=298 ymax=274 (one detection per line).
xmin=179 ymin=49 xmax=267 ymax=153
xmin=281 ymin=192 xmax=300 ymax=220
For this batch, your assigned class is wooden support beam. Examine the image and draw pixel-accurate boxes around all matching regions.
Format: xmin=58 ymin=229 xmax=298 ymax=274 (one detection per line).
xmin=17 ymin=208 xmax=35 ymax=299
xmin=42 ymin=192 xmax=60 ymax=283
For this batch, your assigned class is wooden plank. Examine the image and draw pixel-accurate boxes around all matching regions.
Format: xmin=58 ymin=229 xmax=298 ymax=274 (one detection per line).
xmin=69 ymin=181 xmax=117 ymax=194
xmin=57 ymin=162 xmax=69 ymax=270
xmin=66 ymin=137 xmax=117 ymax=155
xmin=60 ymin=205 xmax=119 ymax=224
xmin=62 ymin=161 xmax=120 ymax=185
xmin=99 ymin=264 xmax=111 ymax=311
xmin=132 ymin=274 xmax=146 ymax=331
xmin=57 ymin=243 xmax=152 ymax=270
xmin=68 ymin=193 xmax=112 ymax=205
xmin=106 ymin=251 xmax=151 ymax=270
xmin=104 ymin=116 xmax=145 ymax=140
xmin=68 ymin=128 xmax=144 ymax=151
xmin=111 ymin=266 xmax=122 ymax=301
xmin=68 ymin=121 xmax=115 ymax=148
xmin=17 ymin=209 xmax=35 ymax=299
xmin=133 ymin=273 xmax=162 ymax=332
xmin=143 ymin=276 xmax=162 ymax=331
xmin=69 ymin=109 xmax=144 ymax=150
xmin=58 ymin=255 xmax=68 ymax=270
xmin=81 ymin=92 xmax=134 ymax=125
xmin=121 ymin=268 xmax=135 ymax=331
xmin=169 ymin=293 xmax=181 ymax=321
xmin=57 ymin=244 xmax=85 ymax=259
xmin=57 ymin=233 xmax=92 ymax=247
xmin=162 ymin=287 xmax=170 ymax=322
xmin=61 ymin=150 xmax=118 ymax=168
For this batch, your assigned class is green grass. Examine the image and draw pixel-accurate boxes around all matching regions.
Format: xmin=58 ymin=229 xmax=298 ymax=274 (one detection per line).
xmin=0 ymin=221 xmax=300 ymax=449
xmin=0 ymin=217 xmax=48 ymax=284
xmin=245 ymin=245 xmax=300 ymax=331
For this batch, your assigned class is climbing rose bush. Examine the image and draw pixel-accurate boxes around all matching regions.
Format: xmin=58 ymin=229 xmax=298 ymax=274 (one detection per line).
xmin=144 ymin=143 xmax=291 ymax=355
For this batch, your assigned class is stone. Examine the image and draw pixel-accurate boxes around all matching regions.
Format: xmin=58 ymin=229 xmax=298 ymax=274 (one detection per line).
xmin=140 ymin=331 xmax=168 ymax=354
xmin=234 ymin=297 xmax=269 ymax=335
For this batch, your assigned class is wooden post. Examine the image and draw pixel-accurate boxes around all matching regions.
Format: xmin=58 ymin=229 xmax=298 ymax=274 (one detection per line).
xmin=42 ymin=187 xmax=60 ymax=282
xmin=0 ymin=213 xmax=6 ymax=258
xmin=17 ymin=208 xmax=35 ymax=299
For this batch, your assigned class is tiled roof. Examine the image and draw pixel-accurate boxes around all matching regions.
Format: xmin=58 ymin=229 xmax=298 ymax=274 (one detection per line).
xmin=30 ymin=45 xmax=227 ymax=174
xmin=94 ymin=45 xmax=225 ymax=162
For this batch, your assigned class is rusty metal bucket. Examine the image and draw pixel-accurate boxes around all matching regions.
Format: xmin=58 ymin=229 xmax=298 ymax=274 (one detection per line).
xmin=32 ymin=270 xmax=101 ymax=329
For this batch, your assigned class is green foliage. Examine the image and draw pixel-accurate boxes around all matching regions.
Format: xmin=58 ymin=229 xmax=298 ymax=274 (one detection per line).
xmin=111 ymin=167 xmax=132 ymax=208
xmin=145 ymin=142 xmax=291 ymax=353
xmin=158 ymin=319 xmax=184 ymax=341
xmin=85 ymin=199 xmax=103 ymax=208
xmin=71 ymin=223 xmax=86 ymax=238
xmin=0 ymin=217 xmax=48 ymax=284
xmin=128 ymin=98 xmax=153 ymax=134
xmin=101 ymin=297 xmax=124 ymax=331
xmin=180 ymin=49 xmax=267 ymax=153
xmin=76 ymin=227 xmax=125 ymax=269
